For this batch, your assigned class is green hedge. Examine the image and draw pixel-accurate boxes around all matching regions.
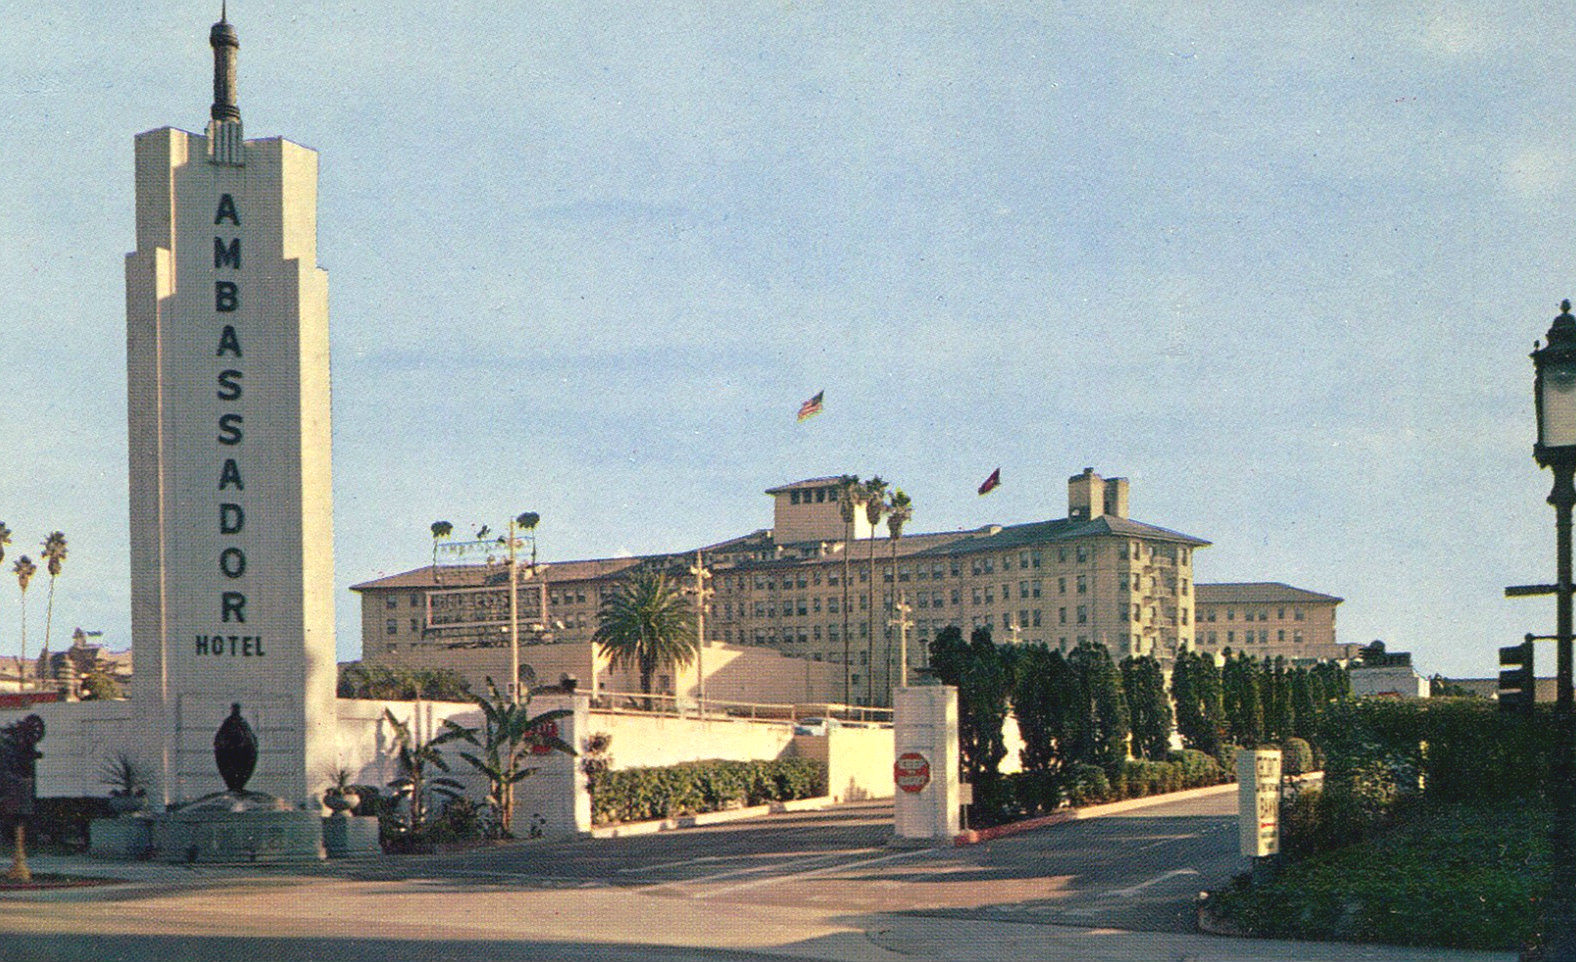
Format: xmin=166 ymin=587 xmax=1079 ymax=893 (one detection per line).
xmin=589 ymin=758 xmax=827 ymax=826
xmin=976 ymin=750 xmax=1227 ymax=825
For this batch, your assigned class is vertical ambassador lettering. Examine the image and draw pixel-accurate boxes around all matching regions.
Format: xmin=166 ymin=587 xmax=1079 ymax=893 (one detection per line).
xmin=210 ymin=192 xmax=255 ymax=647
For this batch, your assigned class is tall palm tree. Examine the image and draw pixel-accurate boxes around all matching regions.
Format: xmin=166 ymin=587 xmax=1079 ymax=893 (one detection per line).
xmin=834 ymin=475 xmax=863 ymax=707
xmin=0 ymin=523 xmax=9 ymax=688
xmin=862 ymin=477 xmax=888 ymax=707
xmin=13 ymin=556 xmax=36 ymax=689
xmin=429 ymin=521 xmax=453 ymax=574
xmin=593 ymin=567 xmax=698 ymax=708
xmin=884 ymin=489 xmax=912 ymax=703
xmin=39 ymin=532 xmax=66 ymax=681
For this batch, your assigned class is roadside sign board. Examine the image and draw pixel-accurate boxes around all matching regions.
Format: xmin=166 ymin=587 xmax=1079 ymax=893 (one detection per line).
xmin=894 ymin=751 xmax=931 ymax=793
xmin=1237 ymin=749 xmax=1282 ymax=858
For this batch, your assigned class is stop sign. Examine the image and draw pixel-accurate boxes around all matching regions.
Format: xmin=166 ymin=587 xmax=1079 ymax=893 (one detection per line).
xmin=894 ymin=751 xmax=931 ymax=793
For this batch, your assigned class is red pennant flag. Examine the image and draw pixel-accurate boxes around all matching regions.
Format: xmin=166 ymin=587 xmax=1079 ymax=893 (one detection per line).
xmin=978 ymin=467 xmax=1002 ymax=495
xmin=796 ymin=390 xmax=825 ymax=422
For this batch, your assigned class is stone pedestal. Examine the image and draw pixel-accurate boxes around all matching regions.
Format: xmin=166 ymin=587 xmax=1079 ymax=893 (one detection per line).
xmin=89 ymin=817 xmax=153 ymax=860
xmin=152 ymin=791 xmax=324 ymax=863
xmin=322 ymin=814 xmax=380 ymax=857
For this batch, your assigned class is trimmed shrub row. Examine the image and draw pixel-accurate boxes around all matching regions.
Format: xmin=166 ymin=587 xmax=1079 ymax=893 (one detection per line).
xmin=977 ymin=749 xmax=1228 ymax=823
xmin=589 ymin=758 xmax=827 ymax=826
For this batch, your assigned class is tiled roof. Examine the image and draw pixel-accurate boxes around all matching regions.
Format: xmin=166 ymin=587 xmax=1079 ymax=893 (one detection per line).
xmin=1196 ymin=582 xmax=1343 ymax=605
xmin=354 ymin=514 xmax=1209 ymax=590
xmin=763 ymin=477 xmax=849 ymax=494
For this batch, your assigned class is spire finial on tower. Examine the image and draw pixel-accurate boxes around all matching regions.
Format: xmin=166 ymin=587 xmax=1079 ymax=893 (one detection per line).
xmin=210 ymin=9 xmax=240 ymax=123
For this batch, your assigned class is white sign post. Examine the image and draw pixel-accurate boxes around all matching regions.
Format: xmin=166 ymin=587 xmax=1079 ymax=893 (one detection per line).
xmin=1237 ymin=749 xmax=1282 ymax=861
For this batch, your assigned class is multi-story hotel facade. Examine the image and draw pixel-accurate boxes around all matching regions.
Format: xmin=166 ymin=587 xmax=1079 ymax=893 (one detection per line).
xmin=353 ymin=469 xmax=1209 ymax=705
xmin=1193 ymin=582 xmax=1347 ymax=664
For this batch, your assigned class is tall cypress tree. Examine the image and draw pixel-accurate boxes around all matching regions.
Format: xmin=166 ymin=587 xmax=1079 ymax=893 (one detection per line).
xmin=1068 ymin=640 xmax=1130 ymax=773
xmin=1121 ymin=654 xmax=1172 ymax=761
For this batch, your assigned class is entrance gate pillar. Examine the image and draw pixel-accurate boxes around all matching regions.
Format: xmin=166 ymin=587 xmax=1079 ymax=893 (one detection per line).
xmin=891 ymin=685 xmax=959 ymax=846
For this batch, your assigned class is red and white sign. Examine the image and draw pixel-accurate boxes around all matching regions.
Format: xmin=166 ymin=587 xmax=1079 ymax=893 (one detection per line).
xmin=894 ymin=751 xmax=931 ymax=793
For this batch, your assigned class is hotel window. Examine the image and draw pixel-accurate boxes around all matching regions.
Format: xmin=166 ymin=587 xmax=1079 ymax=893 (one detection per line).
xmin=1076 ymin=546 xmax=1088 ymax=563
xmin=813 ymin=597 xmax=822 ymax=613
xmin=1031 ymin=550 xmax=1042 ymax=568
xmin=1294 ymin=630 xmax=1303 ymax=644
xmin=409 ymin=619 xmax=420 ymax=633
xmin=1278 ymin=607 xmax=1286 ymax=619
xmin=972 ymin=587 xmax=981 ymax=605
xmin=1020 ymin=551 xmax=1030 ymax=568
xmin=1058 ymin=577 xmax=1067 ymax=594
xmin=1294 ymin=608 xmax=1305 ymax=621
xmin=1032 ymin=580 xmax=1042 ymax=598
xmin=409 ymin=593 xmax=421 ymax=607
xmin=951 ymin=589 xmax=961 ymax=605
xmin=1077 ymin=605 xmax=1087 ymax=624
xmin=1278 ymin=629 xmax=1285 ymax=642
xmin=1076 ymin=575 xmax=1087 ymax=594
xmin=1058 ymin=548 xmax=1068 ymax=563
xmin=1032 ymin=610 xmax=1042 ymax=627
xmin=385 ymin=620 xmax=397 ymax=635
xmin=918 ymin=594 xmax=929 ymax=608
xmin=385 ymin=596 xmax=397 ymax=610
xmin=984 ymin=587 xmax=994 ymax=604
xmin=951 ymin=561 xmax=962 ymax=577
xmin=1226 ymin=609 xmax=1235 ymax=621
xmin=1132 ymin=604 xmax=1141 ymax=620
xmin=1003 ymin=613 xmax=1012 ymax=629
xmin=1227 ymin=631 xmax=1235 ymax=644
xmin=1059 ymin=607 xmax=1067 ymax=624
xmin=1019 ymin=610 xmax=1029 ymax=628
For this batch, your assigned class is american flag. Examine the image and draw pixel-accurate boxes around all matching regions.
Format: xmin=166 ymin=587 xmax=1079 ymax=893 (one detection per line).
xmin=796 ymin=391 xmax=824 ymax=422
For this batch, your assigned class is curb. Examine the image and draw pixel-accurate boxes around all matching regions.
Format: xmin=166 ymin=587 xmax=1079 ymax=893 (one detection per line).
xmin=954 ymin=780 xmax=1239 ymax=846
xmin=590 ymin=795 xmax=835 ymax=838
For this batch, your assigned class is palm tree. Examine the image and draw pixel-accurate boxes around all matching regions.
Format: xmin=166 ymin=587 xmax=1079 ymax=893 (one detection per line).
xmin=39 ymin=532 xmax=66 ymax=682
xmin=12 ymin=556 xmax=35 ymax=689
xmin=862 ymin=476 xmax=888 ymax=707
xmin=382 ymin=707 xmax=466 ymax=833
xmin=441 ymin=677 xmax=574 ymax=836
xmin=429 ymin=520 xmax=453 ymax=574
xmin=834 ymin=475 xmax=863 ymax=707
xmin=0 ymin=523 xmax=9 ymax=689
xmin=884 ymin=489 xmax=912 ymax=702
xmin=593 ymin=567 xmax=698 ymax=708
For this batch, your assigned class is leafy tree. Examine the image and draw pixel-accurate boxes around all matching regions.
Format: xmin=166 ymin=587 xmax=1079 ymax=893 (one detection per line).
xmin=1221 ymin=651 xmax=1264 ymax=747
xmin=338 ymin=663 xmax=471 ymax=701
xmin=382 ymin=707 xmax=466 ymax=832
xmin=1010 ymin=643 xmax=1078 ymax=775
xmin=594 ymin=567 xmax=698 ymax=703
xmin=38 ymin=532 xmax=66 ymax=679
xmin=960 ymin=626 xmax=1010 ymax=792
xmin=1289 ymin=666 xmax=1318 ymax=741
xmin=1120 ymin=654 xmax=1172 ymax=761
xmin=441 ymin=678 xmax=574 ymax=836
xmin=1171 ymin=650 xmax=1219 ymax=756
xmin=1261 ymin=656 xmax=1293 ymax=742
xmin=928 ymin=625 xmax=1010 ymax=788
xmin=81 ymin=670 xmax=122 ymax=701
xmin=12 ymin=556 xmax=35 ymax=687
xmin=1066 ymin=640 xmax=1129 ymax=773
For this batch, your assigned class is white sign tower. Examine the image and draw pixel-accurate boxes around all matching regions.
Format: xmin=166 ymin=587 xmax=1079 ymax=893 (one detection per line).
xmin=126 ymin=11 xmax=335 ymax=808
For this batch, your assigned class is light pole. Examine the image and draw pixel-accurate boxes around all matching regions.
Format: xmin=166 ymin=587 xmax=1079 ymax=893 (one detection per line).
xmin=888 ymin=592 xmax=913 ymax=705
xmin=1533 ymin=299 xmax=1576 ymax=960
xmin=686 ymin=551 xmax=713 ymax=716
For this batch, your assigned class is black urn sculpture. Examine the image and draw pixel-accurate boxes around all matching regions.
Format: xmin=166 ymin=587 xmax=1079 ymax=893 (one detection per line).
xmin=213 ymin=703 xmax=258 ymax=793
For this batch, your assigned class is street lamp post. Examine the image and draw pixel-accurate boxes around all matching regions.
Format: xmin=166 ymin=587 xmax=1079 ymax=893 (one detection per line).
xmin=686 ymin=551 xmax=713 ymax=716
xmin=889 ymin=592 xmax=913 ymax=703
xmin=1533 ymin=299 xmax=1576 ymax=960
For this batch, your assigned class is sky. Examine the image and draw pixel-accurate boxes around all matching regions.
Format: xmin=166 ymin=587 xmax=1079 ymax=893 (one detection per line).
xmin=1 ymin=2 xmax=1574 ymax=676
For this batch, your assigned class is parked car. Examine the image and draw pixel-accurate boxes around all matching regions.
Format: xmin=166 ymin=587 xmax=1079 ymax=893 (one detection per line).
xmin=793 ymin=717 xmax=842 ymax=736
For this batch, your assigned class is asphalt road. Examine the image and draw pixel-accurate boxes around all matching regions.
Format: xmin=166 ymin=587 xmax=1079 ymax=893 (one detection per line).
xmin=0 ymin=792 xmax=1515 ymax=961
xmin=340 ymin=790 xmax=1244 ymax=932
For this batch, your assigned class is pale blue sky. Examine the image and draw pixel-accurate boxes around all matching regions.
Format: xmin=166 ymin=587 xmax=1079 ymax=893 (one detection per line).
xmin=1 ymin=2 xmax=1573 ymax=676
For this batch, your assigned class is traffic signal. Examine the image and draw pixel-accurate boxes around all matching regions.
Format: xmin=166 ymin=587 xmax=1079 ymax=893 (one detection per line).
xmin=1500 ymin=641 xmax=1535 ymax=715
